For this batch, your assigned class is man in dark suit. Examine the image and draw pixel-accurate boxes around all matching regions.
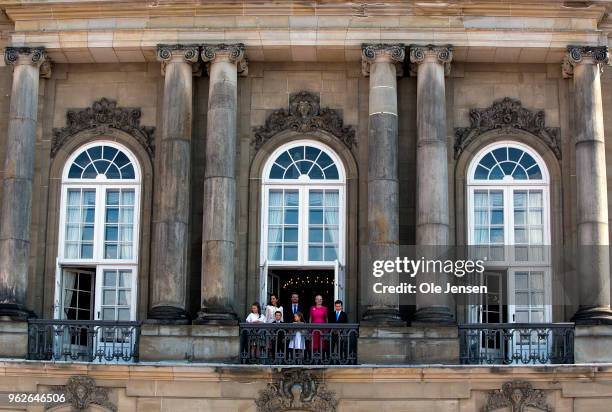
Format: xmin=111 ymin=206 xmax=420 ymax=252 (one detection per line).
xmin=330 ymin=300 xmax=349 ymax=363
xmin=284 ymin=292 xmax=307 ymax=323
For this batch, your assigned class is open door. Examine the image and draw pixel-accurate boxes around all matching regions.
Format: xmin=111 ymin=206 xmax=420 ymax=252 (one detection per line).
xmin=259 ymin=260 xmax=268 ymax=307
xmin=334 ymin=260 xmax=345 ymax=303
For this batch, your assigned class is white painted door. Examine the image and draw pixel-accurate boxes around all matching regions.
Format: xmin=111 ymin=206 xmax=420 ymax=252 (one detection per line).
xmin=259 ymin=260 xmax=268 ymax=308
xmin=334 ymin=260 xmax=345 ymax=303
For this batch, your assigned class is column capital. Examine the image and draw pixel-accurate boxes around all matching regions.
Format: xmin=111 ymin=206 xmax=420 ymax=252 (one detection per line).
xmin=361 ymin=43 xmax=405 ymax=76
xmin=563 ymin=45 xmax=610 ymax=78
xmin=201 ymin=43 xmax=248 ymax=76
xmin=409 ymin=44 xmax=453 ymax=76
xmin=156 ymin=44 xmax=200 ymax=75
xmin=4 ymin=46 xmax=51 ymax=78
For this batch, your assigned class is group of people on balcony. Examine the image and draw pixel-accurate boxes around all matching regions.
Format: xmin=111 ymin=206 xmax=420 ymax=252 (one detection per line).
xmin=244 ymin=292 xmax=350 ymax=363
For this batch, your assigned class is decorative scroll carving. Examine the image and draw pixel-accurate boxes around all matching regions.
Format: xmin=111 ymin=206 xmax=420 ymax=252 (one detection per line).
xmin=201 ymin=43 xmax=248 ymax=75
xmin=156 ymin=44 xmax=200 ymax=75
xmin=255 ymin=369 xmax=338 ymax=412
xmin=409 ymin=44 xmax=453 ymax=76
xmin=51 ymin=98 xmax=155 ymax=158
xmin=483 ymin=381 xmax=553 ymax=412
xmin=46 ymin=376 xmax=116 ymax=412
xmin=454 ymin=97 xmax=561 ymax=160
xmin=253 ymin=91 xmax=356 ymax=150
xmin=4 ymin=46 xmax=51 ymax=77
xmin=361 ymin=43 xmax=405 ymax=76
xmin=563 ymin=45 xmax=610 ymax=78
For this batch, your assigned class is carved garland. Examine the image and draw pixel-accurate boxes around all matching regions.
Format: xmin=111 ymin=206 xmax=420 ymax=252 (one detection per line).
xmin=45 ymin=376 xmax=117 ymax=412
xmin=454 ymin=97 xmax=561 ymax=160
xmin=253 ymin=91 xmax=356 ymax=150
xmin=483 ymin=381 xmax=553 ymax=412
xmin=51 ymin=98 xmax=155 ymax=158
xmin=255 ymin=369 xmax=338 ymax=412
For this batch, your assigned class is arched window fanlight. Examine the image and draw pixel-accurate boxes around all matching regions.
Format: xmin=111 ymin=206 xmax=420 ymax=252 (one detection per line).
xmin=268 ymin=145 xmax=340 ymax=180
xmin=67 ymin=145 xmax=136 ymax=180
xmin=473 ymin=145 xmax=542 ymax=181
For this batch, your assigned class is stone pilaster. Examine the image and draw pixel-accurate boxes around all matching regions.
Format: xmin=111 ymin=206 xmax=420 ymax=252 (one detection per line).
xmin=148 ymin=44 xmax=199 ymax=323
xmin=0 ymin=47 xmax=49 ymax=320
xmin=361 ymin=44 xmax=405 ymax=324
xmin=564 ymin=45 xmax=612 ymax=324
xmin=410 ymin=45 xmax=455 ymax=324
xmin=196 ymin=43 xmax=246 ymax=324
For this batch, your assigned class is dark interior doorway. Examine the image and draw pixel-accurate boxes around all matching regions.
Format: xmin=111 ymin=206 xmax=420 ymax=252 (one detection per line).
xmin=268 ymin=269 xmax=335 ymax=318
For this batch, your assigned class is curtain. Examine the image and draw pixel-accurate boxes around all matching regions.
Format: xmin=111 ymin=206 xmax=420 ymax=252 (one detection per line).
xmin=61 ymin=270 xmax=77 ymax=320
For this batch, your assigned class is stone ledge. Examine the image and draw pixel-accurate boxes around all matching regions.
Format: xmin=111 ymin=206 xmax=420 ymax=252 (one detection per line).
xmin=0 ymin=321 xmax=28 ymax=359
xmin=574 ymin=325 xmax=612 ymax=363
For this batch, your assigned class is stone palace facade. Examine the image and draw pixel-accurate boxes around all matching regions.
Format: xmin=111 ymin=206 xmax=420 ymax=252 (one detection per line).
xmin=1 ymin=1 xmax=612 ymax=411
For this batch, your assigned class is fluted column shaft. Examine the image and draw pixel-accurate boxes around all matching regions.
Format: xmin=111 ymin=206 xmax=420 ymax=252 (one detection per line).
xmin=148 ymin=45 xmax=198 ymax=322
xmin=361 ymin=44 xmax=405 ymax=324
xmin=0 ymin=47 xmax=49 ymax=319
xmin=565 ymin=45 xmax=612 ymax=324
xmin=410 ymin=45 xmax=455 ymax=324
xmin=196 ymin=44 xmax=246 ymax=324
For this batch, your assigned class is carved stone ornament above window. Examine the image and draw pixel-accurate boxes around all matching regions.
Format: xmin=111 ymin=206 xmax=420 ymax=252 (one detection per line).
xmin=45 ymin=375 xmax=117 ymax=412
xmin=454 ymin=97 xmax=561 ymax=160
xmin=253 ymin=91 xmax=356 ymax=150
xmin=255 ymin=369 xmax=338 ymax=412
xmin=51 ymin=98 xmax=155 ymax=158
xmin=483 ymin=380 xmax=553 ymax=412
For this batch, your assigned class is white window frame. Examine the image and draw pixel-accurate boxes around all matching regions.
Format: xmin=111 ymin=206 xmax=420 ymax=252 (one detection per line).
xmin=54 ymin=141 xmax=141 ymax=321
xmin=261 ymin=140 xmax=346 ymax=269
xmin=466 ymin=141 xmax=552 ymax=324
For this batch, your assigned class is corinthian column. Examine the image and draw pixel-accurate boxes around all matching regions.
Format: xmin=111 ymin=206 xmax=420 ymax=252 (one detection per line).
xmin=410 ymin=45 xmax=455 ymax=324
xmin=564 ymin=45 xmax=612 ymax=324
xmin=0 ymin=47 xmax=49 ymax=319
xmin=148 ymin=44 xmax=199 ymax=322
xmin=361 ymin=44 xmax=405 ymax=324
xmin=196 ymin=44 xmax=247 ymax=324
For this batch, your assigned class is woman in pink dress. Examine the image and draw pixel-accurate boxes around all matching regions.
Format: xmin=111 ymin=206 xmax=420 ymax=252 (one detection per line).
xmin=309 ymin=295 xmax=328 ymax=352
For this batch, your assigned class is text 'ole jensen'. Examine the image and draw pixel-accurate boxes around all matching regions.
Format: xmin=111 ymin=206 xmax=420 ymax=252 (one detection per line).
xmin=373 ymin=282 xmax=488 ymax=294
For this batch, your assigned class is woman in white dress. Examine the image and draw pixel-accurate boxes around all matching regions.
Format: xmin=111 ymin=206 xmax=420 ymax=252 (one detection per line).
xmin=264 ymin=294 xmax=284 ymax=323
xmin=245 ymin=302 xmax=266 ymax=360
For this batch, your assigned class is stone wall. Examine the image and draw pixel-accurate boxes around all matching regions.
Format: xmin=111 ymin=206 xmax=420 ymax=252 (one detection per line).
xmin=0 ymin=361 xmax=610 ymax=411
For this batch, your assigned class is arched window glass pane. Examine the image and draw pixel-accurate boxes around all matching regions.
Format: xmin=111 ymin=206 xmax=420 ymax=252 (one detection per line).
xmin=67 ymin=145 xmax=136 ymax=180
xmin=474 ymin=146 xmax=544 ymax=181
xmin=268 ymin=145 xmax=340 ymax=180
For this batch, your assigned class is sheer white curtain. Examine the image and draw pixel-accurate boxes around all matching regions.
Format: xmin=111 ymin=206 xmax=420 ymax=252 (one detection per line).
xmin=61 ymin=270 xmax=77 ymax=320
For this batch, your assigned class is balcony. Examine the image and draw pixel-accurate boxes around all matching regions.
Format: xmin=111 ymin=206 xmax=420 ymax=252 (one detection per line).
xmin=459 ymin=323 xmax=575 ymax=365
xmin=239 ymin=323 xmax=359 ymax=365
xmin=27 ymin=319 xmax=141 ymax=363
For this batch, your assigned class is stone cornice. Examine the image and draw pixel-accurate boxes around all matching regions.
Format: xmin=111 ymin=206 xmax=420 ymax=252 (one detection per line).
xmin=201 ymin=43 xmax=248 ymax=75
xmin=409 ymin=44 xmax=453 ymax=76
xmin=562 ymin=45 xmax=610 ymax=77
xmin=361 ymin=43 xmax=405 ymax=76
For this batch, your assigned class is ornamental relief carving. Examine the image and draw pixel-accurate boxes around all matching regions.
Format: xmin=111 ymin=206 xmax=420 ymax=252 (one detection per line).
xmin=454 ymin=97 xmax=561 ymax=160
xmin=483 ymin=381 xmax=553 ymax=412
xmin=255 ymin=369 xmax=338 ymax=412
xmin=51 ymin=98 xmax=155 ymax=159
xmin=45 ymin=376 xmax=116 ymax=412
xmin=253 ymin=91 xmax=356 ymax=151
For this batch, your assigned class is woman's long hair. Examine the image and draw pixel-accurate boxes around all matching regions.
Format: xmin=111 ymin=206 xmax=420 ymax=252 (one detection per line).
xmin=268 ymin=294 xmax=279 ymax=307
xmin=251 ymin=302 xmax=261 ymax=314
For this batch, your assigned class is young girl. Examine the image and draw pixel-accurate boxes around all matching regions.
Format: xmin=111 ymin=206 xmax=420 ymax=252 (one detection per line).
xmin=288 ymin=312 xmax=306 ymax=359
xmin=246 ymin=302 xmax=265 ymax=323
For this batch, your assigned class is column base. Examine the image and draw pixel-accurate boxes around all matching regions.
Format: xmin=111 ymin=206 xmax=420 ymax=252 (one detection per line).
xmin=574 ymin=324 xmax=612 ymax=363
xmin=147 ymin=306 xmax=190 ymax=324
xmin=412 ymin=306 xmax=455 ymax=324
xmin=0 ymin=303 xmax=35 ymax=321
xmin=571 ymin=306 xmax=612 ymax=325
xmin=194 ymin=307 xmax=238 ymax=325
xmin=361 ymin=307 xmax=405 ymax=326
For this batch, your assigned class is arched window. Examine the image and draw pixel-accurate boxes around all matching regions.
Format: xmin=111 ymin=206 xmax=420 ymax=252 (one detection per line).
xmin=262 ymin=141 xmax=345 ymax=265
xmin=55 ymin=142 xmax=140 ymax=323
xmin=467 ymin=141 xmax=550 ymax=325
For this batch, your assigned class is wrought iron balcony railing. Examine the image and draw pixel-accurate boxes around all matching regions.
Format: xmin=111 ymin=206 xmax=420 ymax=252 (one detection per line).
xmin=27 ymin=319 xmax=141 ymax=363
xmin=239 ymin=323 xmax=359 ymax=365
xmin=459 ymin=323 xmax=575 ymax=365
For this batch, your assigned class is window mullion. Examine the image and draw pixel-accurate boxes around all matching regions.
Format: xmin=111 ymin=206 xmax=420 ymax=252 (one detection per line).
xmin=95 ymin=187 xmax=105 ymax=261
xmin=301 ymin=186 xmax=308 ymax=265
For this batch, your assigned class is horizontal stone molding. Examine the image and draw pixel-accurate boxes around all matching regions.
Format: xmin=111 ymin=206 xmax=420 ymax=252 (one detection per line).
xmin=454 ymin=97 xmax=561 ymax=160
xmin=51 ymin=98 xmax=155 ymax=158
xmin=253 ymin=91 xmax=356 ymax=150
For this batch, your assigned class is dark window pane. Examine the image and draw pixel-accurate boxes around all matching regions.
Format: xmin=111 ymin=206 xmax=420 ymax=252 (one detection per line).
xmin=309 ymin=246 xmax=323 ymax=261
xmin=309 ymin=165 xmax=324 ymax=179
xmin=94 ymin=160 xmax=111 ymax=174
xmin=82 ymin=164 xmax=97 ymax=178
xmin=289 ymin=146 xmax=304 ymax=161
xmin=114 ymin=151 xmax=130 ymax=168
xmin=479 ymin=152 xmax=496 ymax=169
xmin=270 ymin=164 xmax=284 ymax=179
xmin=519 ymin=153 xmax=536 ymax=169
xmin=317 ymin=152 xmax=333 ymax=169
xmin=284 ymin=246 xmax=298 ymax=261
xmin=508 ymin=147 xmax=523 ymax=162
xmin=102 ymin=146 xmax=118 ymax=161
xmin=284 ymin=164 xmax=300 ymax=179
xmin=527 ymin=166 xmax=542 ymax=180
xmin=106 ymin=165 xmax=121 ymax=179
xmin=513 ymin=167 xmax=528 ymax=180
xmin=474 ymin=165 xmax=489 ymax=180
xmin=492 ymin=147 xmax=507 ymax=161
xmin=324 ymin=165 xmax=339 ymax=179
xmin=305 ymin=146 xmax=321 ymax=161
xmin=68 ymin=164 xmax=83 ymax=178
xmin=74 ymin=152 xmax=90 ymax=168
xmin=500 ymin=161 xmax=515 ymax=175
xmin=297 ymin=160 xmax=312 ymax=174
xmin=121 ymin=165 xmax=135 ymax=179
xmin=489 ymin=165 xmax=504 ymax=180
xmin=275 ymin=151 xmax=292 ymax=168
xmin=87 ymin=146 xmax=102 ymax=161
